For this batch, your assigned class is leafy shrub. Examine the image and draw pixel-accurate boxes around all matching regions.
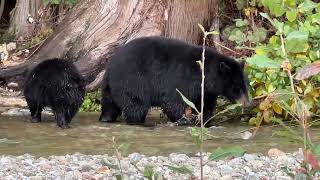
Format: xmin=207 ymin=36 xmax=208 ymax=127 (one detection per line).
xmin=43 ymin=0 xmax=78 ymax=8
xmin=225 ymin=0 xmax=320 ymax=125
xmin=79 ymin=90 xmax=101 ymax=112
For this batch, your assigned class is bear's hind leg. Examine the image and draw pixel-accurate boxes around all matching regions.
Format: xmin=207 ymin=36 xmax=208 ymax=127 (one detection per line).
xmin=26 ymin=98 xmax=42 ymax=123
xmin=123 ymin=98 xmax=150 ymax=125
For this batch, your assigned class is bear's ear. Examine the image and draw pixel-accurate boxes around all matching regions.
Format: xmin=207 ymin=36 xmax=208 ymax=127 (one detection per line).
xmin=239 ymin=60 xmax=246 ymax=69
xmin=219 ymin=62 xmax=231 ymax=73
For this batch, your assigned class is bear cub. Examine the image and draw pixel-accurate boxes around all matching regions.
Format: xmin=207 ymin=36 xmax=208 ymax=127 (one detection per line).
xmin=99 ymin=36 xmax=250 ymax=126
xmin=24 ymin=58 xmax=85 ymax=129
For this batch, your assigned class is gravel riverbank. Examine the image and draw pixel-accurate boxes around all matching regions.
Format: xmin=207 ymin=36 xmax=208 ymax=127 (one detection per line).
xmin=0 ymin=149 xmax=317 ymax=180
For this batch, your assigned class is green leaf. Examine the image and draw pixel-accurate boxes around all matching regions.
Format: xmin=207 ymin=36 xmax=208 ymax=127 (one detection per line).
xmin=286 ymin=10 xmax=297 ymax=22
xmin=115 ymin=174 xmax=123 ymax=180
xmin=143 ymin=166 xmax=156 ymax=180
xmin=165 ymin=165 xmax=193 ymax=175
xmin=228 ymin=29 xmax=246 ymax=44
xmin=176 ymin=89 xmax=199 ymax=113
xmin=311 ymin=144 xmax=320 ymax=159
xmin=286 ymin=31 xmax=309 ymax=40
xmin=273 ymin=19 xmax=284 ymax=33
xmin=298 ymin=0 xmax=318 ymax=13
xmin=235 ymin=19 xmax=249 ymax=27
xmin=209 ymin=146 xmax=246 ymax=161
xmin=190 ymin=127 xmax=207 ymax=147
xmin=273 ymin=4 xmax=286 ymax=17
xmin=247 ymin=55 xmax=282 ymax=69
xmin=260 ymin=13 xmax=274 ymax=26
xmin=101 ymin=159 xmax=119 ymax=170
xmin=285 ymin=31 xmax=309 ymax=53
xmin=272 ymin=130 xmax=304 ymax=144
xmin=235 ymin=0 xmax=246 ymax=10
xmin=118 ymin=143 xmax=131 ymax=155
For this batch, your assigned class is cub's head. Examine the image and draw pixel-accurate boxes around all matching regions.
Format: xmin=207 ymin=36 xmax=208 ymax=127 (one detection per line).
xmin=217 ymin=59 xmax=250 ymax=107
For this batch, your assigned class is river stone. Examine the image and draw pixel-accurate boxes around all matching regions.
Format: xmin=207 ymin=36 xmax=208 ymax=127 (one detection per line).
xmin=169 ymin=153 xmax=189 ymax=163
xmin=220 ymin=175 xmax=233 ymax=180
xmin=219 ymin=164 xmax=234 ymax=176
xmin=276 ymin=176 xmax=291 ymax=180
xmin=240 ymin=131 xmax=252 ymax=140
xmin=7 ymin=42 xmax=17 ymax=51
xmin=243 ymin=154 xmax=256 ymax=162
xmin=129 ymin=153 xmax=142 ymax=163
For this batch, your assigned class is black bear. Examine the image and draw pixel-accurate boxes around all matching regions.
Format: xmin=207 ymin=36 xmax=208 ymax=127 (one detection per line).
xmin=99 ymin=36 xmax=249 ymax=126
xmin=24 ymin=58 xmax=85 ymax=129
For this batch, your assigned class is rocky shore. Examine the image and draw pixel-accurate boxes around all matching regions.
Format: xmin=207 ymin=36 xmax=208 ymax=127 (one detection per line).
xmin=0 ymin=149 xmax=317 ymax=180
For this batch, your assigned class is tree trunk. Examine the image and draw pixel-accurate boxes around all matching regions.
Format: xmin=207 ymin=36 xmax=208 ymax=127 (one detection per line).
xmin=165 ymin=0 xmax=216 ymax=44
xmin=0 ymin=0 xmax=5 ymax=23
xmin=0 ymin=0 xmax=166 ymax=91
xmin=8 ymin=0 xmax=44 ymax=38
xmin=0 ymin=0 xmax=221 ymax=91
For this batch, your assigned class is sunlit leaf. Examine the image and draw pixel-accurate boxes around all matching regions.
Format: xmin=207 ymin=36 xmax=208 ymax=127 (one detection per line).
xmin=118 ymin=143 xmax=131 ymax=155
xmin=143 ymin=166 xmax=157 ymax=180
xmin=311 ymin=144 xmax=320 ymax=159
xmin=209 ymin=146 xmax=246 ymax=161
xmin=176 ymin=89 xmax=199 ymax=113
xmin=247 ymin=55 xmax=282 ymax=69
xmin=286 ymin=10 xmax=297 ymax=22
xmin=295 ymin=61 xmax=320 ymax=80
xmin=273 ymin=102 xmax=283 ymax=115
xmin=298 ymin=0 xmax=318 ymax=13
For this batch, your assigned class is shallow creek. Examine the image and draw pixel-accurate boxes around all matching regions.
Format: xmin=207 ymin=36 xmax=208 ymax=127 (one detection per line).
xmin=0 ymin=111 xmax=318 ymax=157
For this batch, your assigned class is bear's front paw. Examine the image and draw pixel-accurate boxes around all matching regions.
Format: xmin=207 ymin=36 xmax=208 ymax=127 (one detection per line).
xmin=175 ymin=116 xmax=194 ymax=126
xmin=31 ymin=117 xmax=41 ymax=123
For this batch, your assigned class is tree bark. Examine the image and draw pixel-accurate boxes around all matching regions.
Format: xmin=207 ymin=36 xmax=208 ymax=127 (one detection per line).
xmin=165 ymin=0 xmax=216 ymax=44
xmin=0 ymin=0 xmax=5 ymax=23
xmin=1 ymin=0 xmax=221 ymax=91
xmin=8 ymin=0 xmax=44 ymax=38
xmin=0 ymin=0 xmax=166 ymax=90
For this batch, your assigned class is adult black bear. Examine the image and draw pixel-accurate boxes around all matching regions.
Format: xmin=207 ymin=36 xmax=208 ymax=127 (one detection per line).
xmin=99 ymin=36 xmax=249 ymax=126
xmin=24 ymin=58 xmax=85 ymax=129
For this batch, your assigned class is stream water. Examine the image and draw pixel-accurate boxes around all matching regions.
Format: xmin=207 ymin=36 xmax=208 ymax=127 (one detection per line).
xmin=0 ymin=111 xmax=319 ymax=157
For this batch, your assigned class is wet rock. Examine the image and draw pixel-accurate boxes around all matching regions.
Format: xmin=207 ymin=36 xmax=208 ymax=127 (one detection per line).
xmin=247 ymin=172 xmax=259 ymax=180
xmin=220 ymin=175 xmax=233 ymax=180
xmin=240 ymin=131 xmax=252 ymax=140
xmin=169 ymin=153 xmax=189 ymax=163
xmin=268 ymin=148 xmax=286 ymax=158
xmin=243 ymin=154 xmax=256 ymax=162
xmin=276 ymin=176 xmax=291 ymax=180
xmin=7 ymin=82 xmax=18 ymax=88
xmin=1 ymin=108 xmax=53 ymax=116
xmin=7 ymin=42 xmax=17 ymax=51
xmin=219 ymin=165 xmax=234 ymax=176
xmin=0 ymin=97 xmax=27 ymax=108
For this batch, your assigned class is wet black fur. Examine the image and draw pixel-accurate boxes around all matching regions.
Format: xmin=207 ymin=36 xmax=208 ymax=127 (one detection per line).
xmin=24 ymin=58 xmax=85 ymax=129
xmin=99 ymin=36 xmax=249 ymax=125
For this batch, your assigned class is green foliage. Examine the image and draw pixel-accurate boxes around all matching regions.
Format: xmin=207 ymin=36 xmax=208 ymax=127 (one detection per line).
xmin=176 ymin=89 xmax=199 ymax=114
xmin=43 ymin=0 xmax=78 ymax=8
xmin=209 ymin=146 xmax=246 ymax=161
xmin=143 ymin=166 xmax=159 ymax=180
xmin=79 ymin=90 xmax=101 ymax=112
xmin=227 ymin=0 xmax=320 ymax=124
xmin=164 ymin=165 xmax=193 ymax=175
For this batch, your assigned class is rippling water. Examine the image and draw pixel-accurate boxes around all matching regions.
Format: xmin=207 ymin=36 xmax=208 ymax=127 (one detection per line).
xmin=0 ymin=111 xmax=319 ymax=157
